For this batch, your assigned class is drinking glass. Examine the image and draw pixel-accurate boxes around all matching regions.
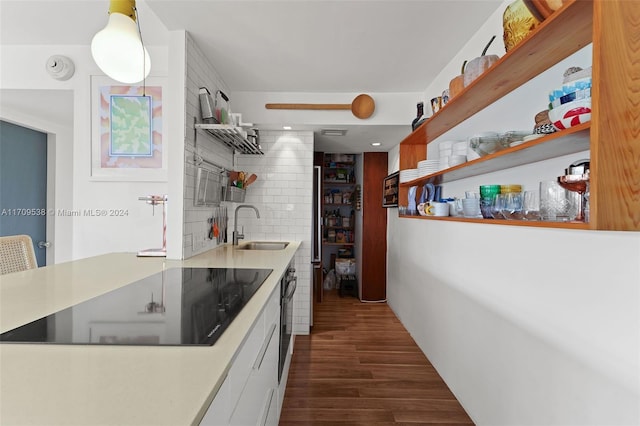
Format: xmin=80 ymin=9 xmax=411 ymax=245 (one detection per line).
xmin=461 ymin=198 xmax=481 ymax=218
xmin=501 ymin=192 xmax=523 ymax=220
xmin=523 ymin=190 xmax=540 ymax=220
xmin=479 ymin=198 xmax=494 ymax=218
xmin=490 ymin=194 xmax=506 ymax=219
xmin=539 ymin=181 xmax=578 ymax=221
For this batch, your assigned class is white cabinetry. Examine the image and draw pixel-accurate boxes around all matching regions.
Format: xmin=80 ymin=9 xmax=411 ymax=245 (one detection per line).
xmin=200 ymin=283 xmax=281 ymax=426
xmin=200 ymin=375 xmax=230 ymax=426
xmin=229 ymin=321 xmax=278 ymax=425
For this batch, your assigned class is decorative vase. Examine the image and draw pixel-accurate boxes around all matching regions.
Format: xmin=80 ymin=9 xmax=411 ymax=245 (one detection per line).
xmin=503 ymin=0 xmax=543 ymax=52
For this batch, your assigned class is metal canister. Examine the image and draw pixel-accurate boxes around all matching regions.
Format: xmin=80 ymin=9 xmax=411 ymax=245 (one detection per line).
xmin=198 ymin=87 xmax=218 ymax=124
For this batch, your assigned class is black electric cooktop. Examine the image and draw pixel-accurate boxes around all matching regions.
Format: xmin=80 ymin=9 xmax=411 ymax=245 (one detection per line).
xmin=0 ymin=267 xmax=272 ymax=346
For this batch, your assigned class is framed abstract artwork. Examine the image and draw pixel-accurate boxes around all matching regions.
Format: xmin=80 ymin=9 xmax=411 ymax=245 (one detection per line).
xmin=90 ymin=75 xmax=168 ymax=181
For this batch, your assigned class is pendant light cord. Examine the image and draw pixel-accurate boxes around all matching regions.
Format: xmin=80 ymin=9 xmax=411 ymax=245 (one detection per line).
xmin=134 ymin=5 xmax=147 ymax=96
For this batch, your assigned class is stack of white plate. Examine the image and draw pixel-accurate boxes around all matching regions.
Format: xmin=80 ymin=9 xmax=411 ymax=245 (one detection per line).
xmin=417 ymin=159 xmax=440 ymax=177
xmin=399 ymin=168 xmax=419 ymax=183
xmin=439 ymin=141 xmax=454 ymax=157
xmin=453 ymin=141 xmax=468 ymax=155
xmin=438 ymin=157 xmax=449 ymax=171
xmin=438 ymin=141 xmax=454 ymax=171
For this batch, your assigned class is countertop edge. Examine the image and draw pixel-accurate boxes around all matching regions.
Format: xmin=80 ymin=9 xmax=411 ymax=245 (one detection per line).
xmin=0 ymin=241 xmax=301 ymax=426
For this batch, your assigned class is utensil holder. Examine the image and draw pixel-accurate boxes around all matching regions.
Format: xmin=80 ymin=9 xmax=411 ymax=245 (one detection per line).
xmin=224 ymin=185 xmax=246 ymax=203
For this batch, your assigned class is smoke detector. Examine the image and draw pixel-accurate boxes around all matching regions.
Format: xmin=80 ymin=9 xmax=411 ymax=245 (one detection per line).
xmin=45 ymin=55 xmax=75 ymax=81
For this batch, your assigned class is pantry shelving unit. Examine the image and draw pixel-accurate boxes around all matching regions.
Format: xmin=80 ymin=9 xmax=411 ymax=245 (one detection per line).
xmin=398 ymin=0 xmax=639 ymax=231
xmin=322 ymin=154 xmax=356 ymax=247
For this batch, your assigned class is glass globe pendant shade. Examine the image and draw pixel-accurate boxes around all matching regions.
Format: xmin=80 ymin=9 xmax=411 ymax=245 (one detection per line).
xmin=91 ymin=12 xmax=151 ymax=84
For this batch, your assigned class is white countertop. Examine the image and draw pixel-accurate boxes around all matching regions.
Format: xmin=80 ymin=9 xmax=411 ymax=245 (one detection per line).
xmin=0 ymin=241 xmax=300 ymax=426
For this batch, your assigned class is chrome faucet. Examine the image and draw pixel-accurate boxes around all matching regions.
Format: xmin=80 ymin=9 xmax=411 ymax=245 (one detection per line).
xmin=233 ymin=204 xmax=260 ymax=245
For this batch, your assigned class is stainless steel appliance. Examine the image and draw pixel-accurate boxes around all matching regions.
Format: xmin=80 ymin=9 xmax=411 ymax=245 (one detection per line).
xmin=279 ymin=262 xmax=296 ymax=382
xmin=0 ymin=267 xmax=272 ymax=346
xmin=312 ymin=165 xmax=322 ymax=311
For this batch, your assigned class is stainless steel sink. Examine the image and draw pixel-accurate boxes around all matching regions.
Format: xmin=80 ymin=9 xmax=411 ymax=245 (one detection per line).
xmin=237 ymin=241 xmax=289 ymax=250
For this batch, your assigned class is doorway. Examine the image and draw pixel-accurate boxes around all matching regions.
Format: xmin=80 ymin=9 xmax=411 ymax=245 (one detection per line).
xmin=0 ymin=120 xmax=48 ymax=266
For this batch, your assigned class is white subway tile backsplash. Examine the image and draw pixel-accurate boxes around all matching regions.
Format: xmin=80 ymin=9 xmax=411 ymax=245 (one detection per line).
xmin=182 ymin=37 xmax=313 ymax=332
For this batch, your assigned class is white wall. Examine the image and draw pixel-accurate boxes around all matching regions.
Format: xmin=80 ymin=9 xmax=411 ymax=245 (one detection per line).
xmin=182 ymin=32 xmax=234 ymax=259
xmin=386 ymin=2 xmax=640 ymax=424
xmin=181 ymin=38 xmax=313 ymax=333
xmin=0 ymin=40 xmax=188 ymax=261
xmin=236 ymin=130 xmax=314 ymax=334
xmin=233 ymin=91 xmax=421 ymax=127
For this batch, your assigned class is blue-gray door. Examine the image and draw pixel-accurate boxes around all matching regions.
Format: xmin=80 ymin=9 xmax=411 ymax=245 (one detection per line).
xmin=0 ymin=120 xmax=48 ymax=267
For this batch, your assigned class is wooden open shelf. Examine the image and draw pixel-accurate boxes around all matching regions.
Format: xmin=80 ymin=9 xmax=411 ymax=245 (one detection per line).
xmin=400 ymin=214 xmax=590 ymax=230
xmin=400 ymin=124 xmax=590 ymax=187
xmin=398 ymin=0 xmax=640 ymax=231
xmin=417 ymin=0 xmax=593 ymax=143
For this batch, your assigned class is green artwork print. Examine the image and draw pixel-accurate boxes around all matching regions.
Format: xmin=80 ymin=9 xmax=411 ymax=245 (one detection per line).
xmin=96 ymin=83 xmax=163 ymax=171
xmin=110 ymin=95 xmax=152 ymax=157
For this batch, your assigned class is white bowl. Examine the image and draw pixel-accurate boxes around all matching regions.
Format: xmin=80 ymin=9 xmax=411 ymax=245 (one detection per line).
xmin=548 ymin=98 xmax=591 ymax=130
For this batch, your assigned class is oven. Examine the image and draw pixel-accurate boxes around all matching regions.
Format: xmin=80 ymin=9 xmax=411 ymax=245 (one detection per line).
xmin=278 ymin=261 xmax=297 ymax=383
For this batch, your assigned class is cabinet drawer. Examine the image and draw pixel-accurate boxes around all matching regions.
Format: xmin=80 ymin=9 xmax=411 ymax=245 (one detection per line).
xmin=227 ymin=314 xmax=265 ymax=412
xmin=229 ymin=321 xmax=279 ymax=425
xmin=259 ymin=387 xmax=278 ymax=426
xmin=200 ymin=374 xmax=230 ymax=426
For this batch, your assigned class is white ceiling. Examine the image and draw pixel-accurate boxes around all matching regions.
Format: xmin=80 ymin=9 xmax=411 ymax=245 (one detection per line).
xmin=0 ymin=0 xmax=503 ymax=153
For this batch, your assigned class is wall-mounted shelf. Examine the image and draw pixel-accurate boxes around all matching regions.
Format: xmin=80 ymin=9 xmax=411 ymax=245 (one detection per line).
xmin=410 ymin=0 xmax=593 ymax=144
xmin=400 ymin=124 xmax=590 ymax=187
xmin=398 ymin=0 xmax=640 ymax=231
xmin=401 ymin=214 xmax=590 ymax=230
xmin=195 ymin=123 xmax=263 ymax=155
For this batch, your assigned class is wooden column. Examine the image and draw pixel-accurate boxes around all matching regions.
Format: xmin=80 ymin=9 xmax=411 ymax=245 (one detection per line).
xmin=590 ymin=0 xmax=640 ymax=230
xmin=398 ymin=125 xmax=428 ymax=210
xmin=361 ymin=152 xmax=389 ymax=302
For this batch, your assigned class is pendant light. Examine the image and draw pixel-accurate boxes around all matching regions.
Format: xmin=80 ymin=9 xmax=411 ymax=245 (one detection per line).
xmin=91 ymin=0 xmax=151 ymax=84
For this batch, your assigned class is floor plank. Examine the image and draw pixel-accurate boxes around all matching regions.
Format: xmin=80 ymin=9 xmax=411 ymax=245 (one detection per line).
xmin=280 ymin=290 xmax=473 ymax=424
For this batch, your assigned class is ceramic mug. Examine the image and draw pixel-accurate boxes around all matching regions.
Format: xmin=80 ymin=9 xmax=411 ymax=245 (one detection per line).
xmin=448 ymin=199 xmax=463 ymax=216
xmin=426 ymin=202 xmax=449 ymax=217
xmin=442 ymin=89 xmax=450 ymax=106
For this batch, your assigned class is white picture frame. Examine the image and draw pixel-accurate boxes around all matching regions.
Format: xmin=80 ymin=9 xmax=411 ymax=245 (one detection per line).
xmin=90 ymin=75 xmax=168 ymax=181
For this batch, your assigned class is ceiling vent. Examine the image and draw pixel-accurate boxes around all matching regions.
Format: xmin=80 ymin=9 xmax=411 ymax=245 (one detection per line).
xmin=320 ymin=129 xmax=347 ymax=136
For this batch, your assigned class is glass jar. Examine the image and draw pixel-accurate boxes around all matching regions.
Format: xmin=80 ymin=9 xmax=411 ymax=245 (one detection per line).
xmin=503 ymin=0 xmax=542 ymax=52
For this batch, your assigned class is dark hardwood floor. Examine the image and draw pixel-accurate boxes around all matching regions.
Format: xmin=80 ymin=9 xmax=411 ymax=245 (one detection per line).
xmin=280 ymin=290 xmax=474 ymax=425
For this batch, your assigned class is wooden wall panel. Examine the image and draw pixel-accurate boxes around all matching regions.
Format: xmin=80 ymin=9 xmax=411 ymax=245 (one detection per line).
xmin=361 ymin=152 xmax=388 ymax=302
xmin=590 ymin=0 xmax=640 ymax=230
